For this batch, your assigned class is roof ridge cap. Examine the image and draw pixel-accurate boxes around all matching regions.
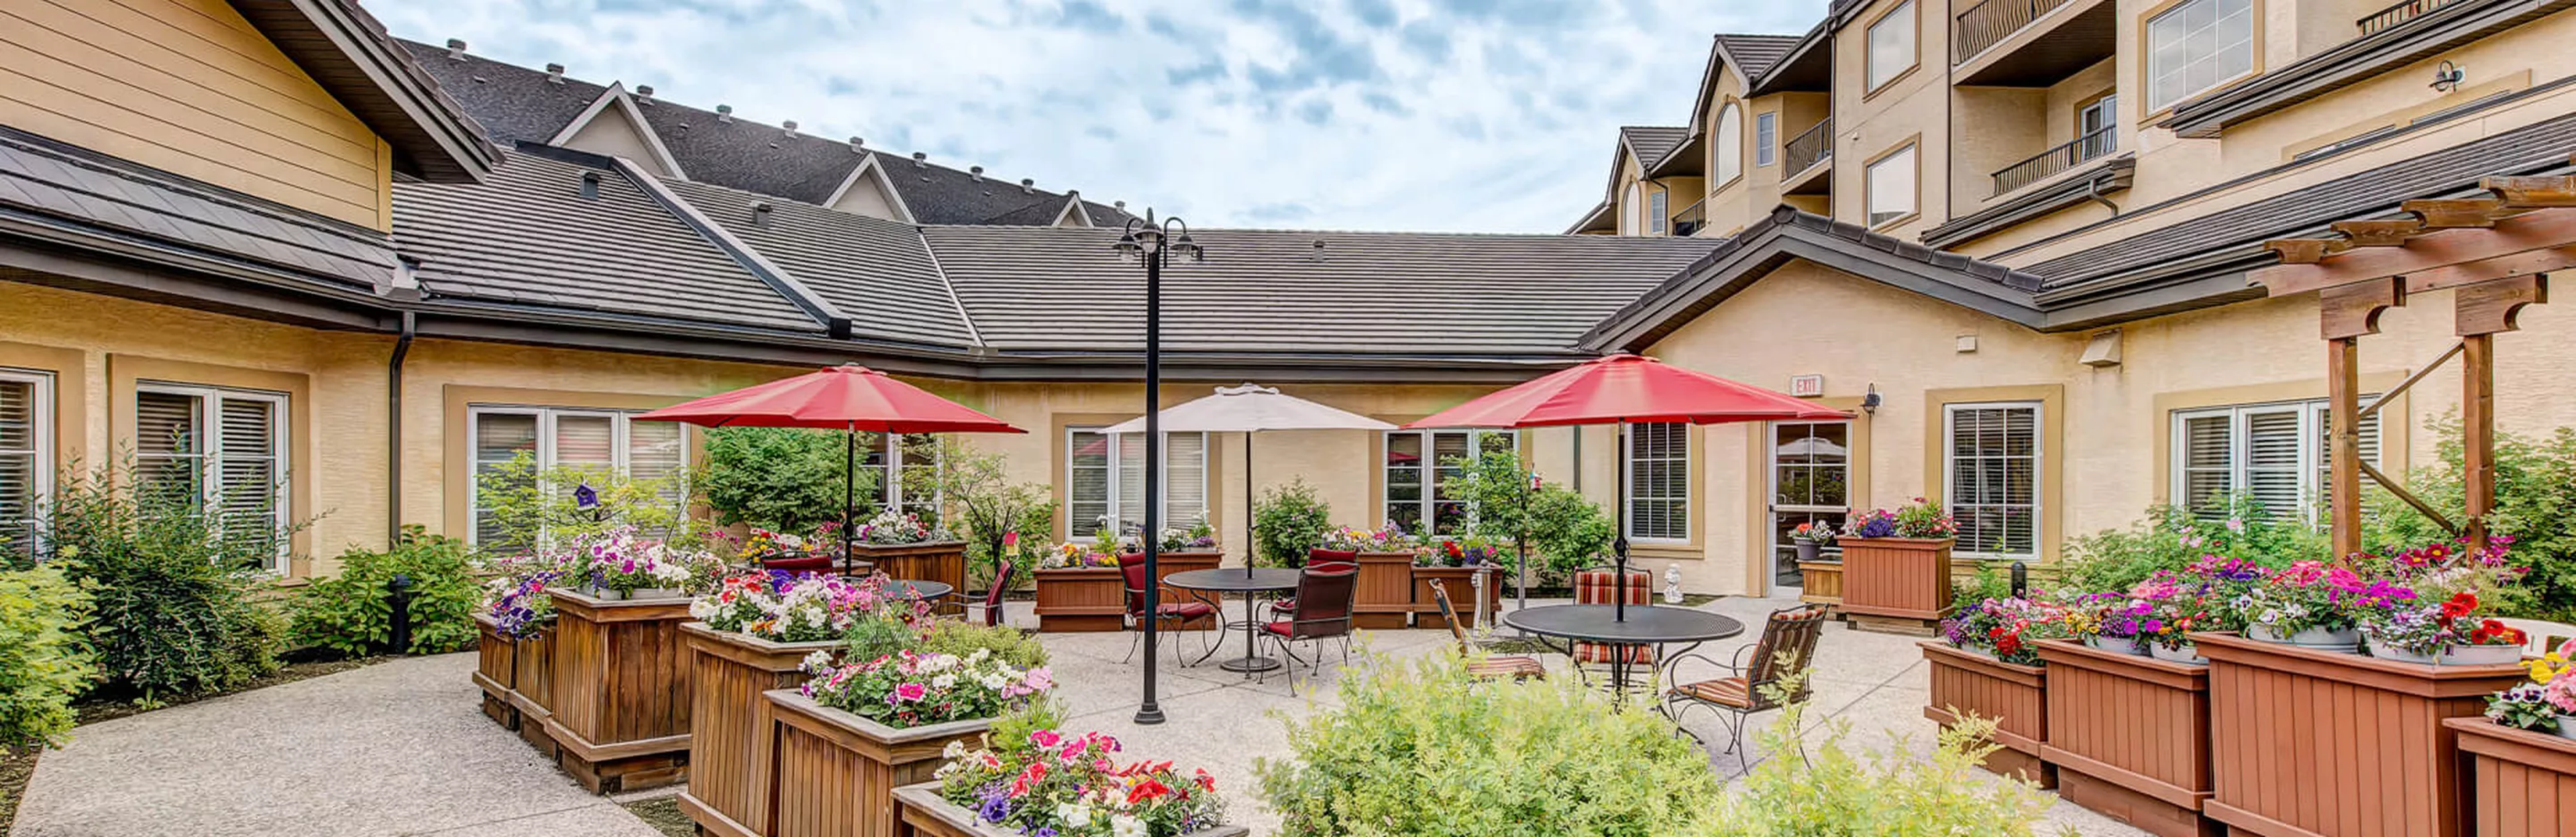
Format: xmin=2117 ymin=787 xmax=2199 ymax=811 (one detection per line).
xmin=614 ymin=157 xmax=851 ymax=337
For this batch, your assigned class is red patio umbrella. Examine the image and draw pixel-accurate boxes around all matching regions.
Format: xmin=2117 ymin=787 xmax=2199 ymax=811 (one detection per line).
xmin=1405 ymin=353 xmax=1850 ymax=620
xmin=639 ymin=365 xmax=1025 ymax=572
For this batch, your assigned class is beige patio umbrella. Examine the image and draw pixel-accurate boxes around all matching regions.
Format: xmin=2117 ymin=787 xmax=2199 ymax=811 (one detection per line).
xmin=1104 ymin=384 xmax=1395 ymax=573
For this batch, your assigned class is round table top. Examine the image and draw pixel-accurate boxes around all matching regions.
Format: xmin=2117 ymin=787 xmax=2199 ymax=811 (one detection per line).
xmin=881 ymin=578 xmax=954 ymax=600
xmin=1163 ymin=567 xmax=1303 ymax=592
xmin=1501 ymin=604 xmax=1745 ymax=645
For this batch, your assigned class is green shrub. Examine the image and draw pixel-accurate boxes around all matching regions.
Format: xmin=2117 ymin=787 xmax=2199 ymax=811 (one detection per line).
xmin=920 ymin=620 xmax=1048 ymax=669
xmin=698 ymin=427 xmax=867 ymax=535
xmin=0 ymin=567 xmax=97 ymax=748
xmin=1258 ymin=652 xmax=1718 ymax=837
xmin=1252 ymin=480 xmax=1333 ymax=567
xmin=287 ymin=526 xmax=480 ymax=657
xmin=1698 ymin=698 xmax=2061 ymax=835
xmin=474 ymin=449 xmax=700 ymax=559
xmin=43 ymin=462 xmax=288 ymax=704
xmin=1436 ymin=452 xmax=1614 ymax=583
xmin=2363 ymin=415 xmax=2576 ymax=621
xmin=932 ymin=440 xmax=1055 ymax=589
xmin=840 ymin=611 xmax=920 ymax=663
xmin=2056 ymin=495 xmax=2322 ymax=596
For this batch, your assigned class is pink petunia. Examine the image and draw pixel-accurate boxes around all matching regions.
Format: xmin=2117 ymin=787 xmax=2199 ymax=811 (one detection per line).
xmin=893 ymin=682 xmax=928 ymax=702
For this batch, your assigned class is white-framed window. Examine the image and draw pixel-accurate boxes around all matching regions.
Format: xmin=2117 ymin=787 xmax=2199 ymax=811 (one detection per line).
xmin=1945 ymin=402 xmax=2040 ymax=560
xmin=1755 ymin=111 xmax=1778 ymax=168
xmin=2146 ymin=0 xmax=2255 ymax=111
xmin=467 ymin=406 xmax=688 ymax=549
xmin=1866 ymin=0 xmax=1917 ymax=91
xmin=1066 ymin=428 xmax=1207 ymax=541
xmin=1715 ymin=103 xmax=1744 ymax=185
xmin=1866 ymin=144 xmax=1917 ymax=226
xmin=1625 ymin=422 xmax=1690 ymax=543
xmin=855 ymin=432 xmax=943 ymax=518
xmin=1383 ymin=429 xmax=1519 ymax=537
xmin=1621 ymin=182 xmax=1644 ymax=235
xmin=0 ymin=369 xmax=52 ymax=560
xmin=136 ymin=382 xmax=290 ymax=570
xmin=1648 ymin=189 xmax=1668 ymax=235
xmin=2171 ymin=399 xmax=2381 ymax=524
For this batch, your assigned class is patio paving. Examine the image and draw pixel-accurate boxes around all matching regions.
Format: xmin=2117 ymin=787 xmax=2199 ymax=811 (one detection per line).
xmin=12 ymin=592 xmax=2147 ymax=836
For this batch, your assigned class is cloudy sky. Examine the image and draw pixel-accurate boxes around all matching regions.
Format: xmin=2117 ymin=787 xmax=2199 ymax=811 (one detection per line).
xmin=370 ymin=0 xmax=1828 ymax=233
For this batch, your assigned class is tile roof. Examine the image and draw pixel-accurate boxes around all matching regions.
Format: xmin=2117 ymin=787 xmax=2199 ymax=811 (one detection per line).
xmin=395 ymin=39 xmax=1133 ymax=226
xmin=656 ymin=176 xmax=977 ymax=348
xmin=1619 ymin=126 xmax=1692 ymax=171
xmin=920 ymin=225 xmax=1724 ymax=355
xmin=1714 ymin=34 xmax=1803 ymax=79
xmin=390 ymin=148 xmax=821 ymax=332
xmin=0 ymin=126 xmax=394 ymax=287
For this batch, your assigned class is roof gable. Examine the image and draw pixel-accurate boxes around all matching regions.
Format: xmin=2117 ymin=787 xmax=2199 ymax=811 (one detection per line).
xmin=551 ymin=84 xmax=688 ymax=180
xmin=229 ymin=0 xmax=494 ymax=182
xmin=823 ymin=154 xmax=917 ymax=223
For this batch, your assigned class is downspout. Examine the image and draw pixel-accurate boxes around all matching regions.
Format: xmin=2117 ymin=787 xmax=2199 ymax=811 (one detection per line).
xmin=2083 ymin=175 xmax=2121 ymax=216
xmin=387 ymin=310 xmax=415 ymax=548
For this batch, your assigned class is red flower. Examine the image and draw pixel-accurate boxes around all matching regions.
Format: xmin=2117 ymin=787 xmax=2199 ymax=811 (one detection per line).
xmin=1126 ymin=777 xmax=1172 ymax=804
xmin=2470 ymin=619 xmax=2526 ymax=646
xmin=2440 ymin=592 xmax=2479 ymax=623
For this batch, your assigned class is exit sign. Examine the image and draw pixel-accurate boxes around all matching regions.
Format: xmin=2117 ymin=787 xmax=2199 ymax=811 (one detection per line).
xmin=1788 ymin=374 xmax=1825 ymax=397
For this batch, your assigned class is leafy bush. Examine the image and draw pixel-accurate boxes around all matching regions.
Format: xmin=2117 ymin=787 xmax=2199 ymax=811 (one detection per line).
xmin=698 ymin=427 xmax=868 ymax=535
xmin=1698 ymin=697 xmax=2059 ymax=835
xmin=920 ymin=620 xmax=1048 ymax=670
xmin=475 ymin=449 xmax=699 ymax=557
xmin=43 ymin=462 xmax=287 ymax=704
xmin=1434 ymin=452 xmax=1615 ymax=583
xmin=2056 ymin=495 xmax=2322 ymax=596
xmin=0 ymin=567 xmax=96 ymax=748
xmin=1258 ymin=652 xmax=1718 ymax=836
xmin=932 ymin=440 xmax=1055 ymax=588
xmin=841 ymin=610 xmax=921 ymax=663
xmin=1252 ymin=480 xmax=1333 ymax=567
xmin=2364 ymin=415 xmax=2576 ymax=621
xmin=287 ymin=526 xmax=480 ymax=656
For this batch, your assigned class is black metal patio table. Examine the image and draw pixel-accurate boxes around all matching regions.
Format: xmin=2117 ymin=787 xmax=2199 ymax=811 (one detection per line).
xmin=880 ymin=578 xmax=954 ymax=603
xmin=1164 ymin=567 xmax=1303 ymax=673
xmin=1501 ymin=604 xmax=1744 ymax=695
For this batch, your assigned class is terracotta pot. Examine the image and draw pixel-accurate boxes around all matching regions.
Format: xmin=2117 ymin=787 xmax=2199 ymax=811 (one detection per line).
xmin=2244 ymin=623 xmax=2360 ymax=651
xmin=2444 ymin=716 xmax=2576 ymax=836
xmin=1841 ymin=537 xmax=1953 ymax=634
xmin=2440 ymin=643 xmax=2526 ymax=666
xmin=763 ymin=690 xmax=996 ymax=837
xmin=892 ymin=783 xmax=1250 ymax=837
xmin=2195 ymin=631 xmax=2527 ymax=837
xmin=539 ymin=588 xmax=696 ymax=793
xmin=1921 ymin=640 xmax=2051 ymax=787
xmin=678 ymin=624 xmax=839 ymax=837
xmin=2035 ymin=639 xmax=2218 ymax=837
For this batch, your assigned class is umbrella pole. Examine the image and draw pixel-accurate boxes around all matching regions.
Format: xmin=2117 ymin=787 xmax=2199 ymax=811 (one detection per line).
xmin=843 ymin=423 xmax=855 ymax=577
xmin=1244 ymin=431 xmax=1254 ymax=578
xmin=1614 ymin=419 xmax=1628 ymax=623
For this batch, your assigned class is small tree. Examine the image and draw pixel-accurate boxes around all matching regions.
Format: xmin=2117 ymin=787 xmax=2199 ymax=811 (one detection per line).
xmin=1438 ymin=453 xmax=1615 ymax=584
xmin=2363 ymin=414 xmax=2576 ymax=621
xmin=933 ymin=439 xmax=1055 ymax=588
xmin=696 ymin=427 xmax=867 ymax=535
xmin=475 ymin=449 xmax=701 ymax=557
xmin=1254 ymin=480 xmax=1333 ymax=567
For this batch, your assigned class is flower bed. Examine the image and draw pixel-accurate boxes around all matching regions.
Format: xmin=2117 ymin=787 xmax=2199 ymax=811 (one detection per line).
xmin=1920 ymin=639 xmax=2052 ymax=787
xmin=762 ymin=649 xmax=1052 ymax=837
xmin=895 ymin=783 xmax=1247 ymax=837
xmin=543 ymin=588 xmax=698 ymax=793
xmin=1839 ymin=499 xmax=1958 ymax=634
xmin=2034 ymin=638 xmax=2216 ymax=837
xmin=678 ymin=574 xmax=894 ymax=837
xmin=920 ymin=724 xmax=1230 ymax=837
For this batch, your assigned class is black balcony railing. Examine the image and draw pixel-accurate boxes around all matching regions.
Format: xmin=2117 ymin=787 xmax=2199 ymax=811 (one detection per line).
xmin=1782 ymin=118 xmax=1833 ymax=178
xmin=1672 ymin=199 xmax=1707 ymax=237
xmin=1953 ymin=0 xmax=2076 ymax=63
xmin=2355 ymin=0 xmax=2457 ymax=35
xmin=1990 ymin=125 xmax=2115 ymax=196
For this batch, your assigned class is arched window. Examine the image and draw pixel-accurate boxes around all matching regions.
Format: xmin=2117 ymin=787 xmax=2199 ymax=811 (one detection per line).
xmin=1714 ymin=103 xmax=1743 ymax=186
xmin=1623 ymin=182 xmax=1644 ymax=235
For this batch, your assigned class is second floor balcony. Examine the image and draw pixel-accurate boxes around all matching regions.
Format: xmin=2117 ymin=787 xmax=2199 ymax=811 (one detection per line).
xmin=1782 ymin=118 xmax=1833 ymax=194
xmin=1990 ymin=125 xmax=2116 ymax=196
xmin=2357 ymin=0 xmax=2462 ymax=34
xmin=1672 ymin=199 xmax=1707 ymax=237
xmin=1950 ymin=0 xmax=2116 ymax=86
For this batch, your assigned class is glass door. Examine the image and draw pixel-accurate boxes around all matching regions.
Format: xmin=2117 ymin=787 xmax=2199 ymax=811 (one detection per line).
xmin=1769 ymin=421 xmax=1852 ymax=588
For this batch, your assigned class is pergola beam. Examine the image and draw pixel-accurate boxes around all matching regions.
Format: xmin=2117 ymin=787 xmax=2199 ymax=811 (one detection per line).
xmin=2251 ymin=207 xmax=2576 ymax=295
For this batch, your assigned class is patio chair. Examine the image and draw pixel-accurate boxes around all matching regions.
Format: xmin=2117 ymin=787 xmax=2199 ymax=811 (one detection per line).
xmin=1119 ymin=555 xmax=1216 ymax=666
xmin=1570 ymin=568 xmax=1657 ymax=679
xmin=1664 ymin=603 xmax=1831 ymax=755
xmin=1429 ymin=579 xmax=1544 ymax=680
xmin=1260 ymin=565 xmax=1358 ymax=695
xmin=958 ymin=559 xmax=1016 ymax=628
xmin=1271 ymin=549 xmax=1358 ymax=619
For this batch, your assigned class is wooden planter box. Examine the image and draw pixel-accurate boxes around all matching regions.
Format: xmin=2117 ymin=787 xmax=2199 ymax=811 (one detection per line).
xmin=852 ymin=541 xmax=966 ymax=616
xmin=763 ymin=689 xmax=996 ymax=837
xmin=511 ymin=620 xmax=559 ymax=756
xmin=1921 ymin=640 xmax=2052 ymax=787
xmin=1797 ymin=559 xmax=1843 ymax=606
xmin=2035 ymin=639 xmax=2218 ymax=837
xmin=678 ymin=623 xmax=840 ymax=837
xmin=2194 ymin=631 xmax=2529 ymax=837
xmin=893 ymin=783 xmax=1250 ymax=837
xmin=474 ymin=614 xmax=517 ymax=729
xmin=1351 ymin=551 xmax=1416 ymax=630
xmin=1843 ymin=537 xmax=1954 ymax=635
xmin=1412 ymin=565 xmax=1501 ymax=630
xmin=1030 ymin=551 xmax=1220 ymax=632
xmin=541 ymin=589 xmax=695 ymax=793
xmin=2443 ymin=716 xmax=2576 ymax=837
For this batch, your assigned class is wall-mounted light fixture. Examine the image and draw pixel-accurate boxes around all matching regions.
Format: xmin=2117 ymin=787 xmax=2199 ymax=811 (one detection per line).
xmin=1861 ymin=384 xmax=1881 ymax=415
xmin=2431 ymin=60 xmax=2465 ymax=93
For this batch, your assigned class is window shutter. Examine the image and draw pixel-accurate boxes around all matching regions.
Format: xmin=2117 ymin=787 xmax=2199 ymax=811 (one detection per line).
xmin=553 ymin=414 xmax=615 ymax=469
xmin=1069 ymin=430 xmax=1111 ymax=539
xmin=215 ymin=396 xmax=280 ymax=562
xmin=1163 ymin=433 xmax=1206 ymax=530
xmin=0 ymin=379 xmax=32 ymax=556
xmin=629 ymin=420 xmax=686 ymax=506
xmin=898 ymin=433 xmax=941 ymax=516
xmin=2241 ymin=408 xmax=2304 ymax=519
xmin=1627 ymin=422 xmax=1688 ymax=541
xmin=136 ymin=390 xmax=203 ymax=500
xmin=1949 ymin=405 xmax=2039 ymax=557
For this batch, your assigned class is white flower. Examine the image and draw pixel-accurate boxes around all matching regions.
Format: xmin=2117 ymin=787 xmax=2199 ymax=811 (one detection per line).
xmin=688 ymin=599 xmax=714 ymax=619
xmin=943 ymin=740 xmax=967 ymax=759
xmin=932 ymin=673 xmax=958 ymax=690
xmin=800 ymin=650 xmax=835 ymax=673
xmin=979 ymin=673 xmax=1008 ymax=690
xmin=1057 ymin=802 xmax=1093 ymax=828
xmin=1111 ymin=814 xmax=1145 ymax=837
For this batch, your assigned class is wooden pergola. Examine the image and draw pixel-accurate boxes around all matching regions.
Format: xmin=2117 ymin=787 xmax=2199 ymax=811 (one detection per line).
xmin=2253 ymin=160 xmax=2570 ymax=558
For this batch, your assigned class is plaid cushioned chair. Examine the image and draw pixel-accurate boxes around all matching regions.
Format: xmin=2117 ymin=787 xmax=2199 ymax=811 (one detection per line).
xmin=1664 ymin=603 xmax=1831 ymax=755
xmin=1570 ymin=569 xmax=1656 ymax=669
xmin=1429 ymin=579 xmax=1544 ymax=680
xmin=1260 ymin=565 xmax=1357 ymax=695
xmin=1118 ymin=553 xmax=1216 ymax=665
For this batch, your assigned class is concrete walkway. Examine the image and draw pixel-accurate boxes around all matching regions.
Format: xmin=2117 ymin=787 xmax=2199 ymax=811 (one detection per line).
xmin=13 ymin=593 xmax=2145 ymax=836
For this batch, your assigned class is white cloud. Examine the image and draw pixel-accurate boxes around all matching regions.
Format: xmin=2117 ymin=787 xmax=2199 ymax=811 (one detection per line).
xmin=370 ymin=0 xmax=1831 ymax=233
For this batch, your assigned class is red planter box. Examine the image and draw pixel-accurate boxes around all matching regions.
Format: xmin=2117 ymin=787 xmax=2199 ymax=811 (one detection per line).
xmin=2194 ymin=632 xmax=2528 ymax=837
xmin=1842 ymin=537 xmax=1953 ymax=634
xmin=2443 ymin=716 xmax=2576 ymax=837
xmin=2035 ymin=639 xmax=2219 ymax=837
xmin=1921 ymin=640 xmax=2052 ymax=787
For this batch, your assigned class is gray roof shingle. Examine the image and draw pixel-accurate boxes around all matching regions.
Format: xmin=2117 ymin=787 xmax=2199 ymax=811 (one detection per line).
xmin=921 ymin=225 xmax=1725 ymax=355
xmin=396 ymin=40 xmax=606 ymax=148
xmin=1620 ymin=126 xmax=1691 ymax=171
xmin=391 ymin=148 xmax=819 ymax=332
xmin=1715 ymin=34 xmax=1803 ymax=79
xmin=657 ymin=176 xmax=977 ymax=347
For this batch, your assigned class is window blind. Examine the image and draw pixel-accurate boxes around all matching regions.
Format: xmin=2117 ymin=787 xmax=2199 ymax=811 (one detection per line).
xmin=0 ymin=375 xmax=40 ymax=558
xmin=1627 ymin=422 xmax=1690 ymax=541
xmin=1947 ymin=404 xmax=2039 ymax=558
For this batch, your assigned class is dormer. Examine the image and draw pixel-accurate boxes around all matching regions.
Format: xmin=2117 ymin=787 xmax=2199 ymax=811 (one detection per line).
xmin=549 ymin=82 xmax=688 ymax=180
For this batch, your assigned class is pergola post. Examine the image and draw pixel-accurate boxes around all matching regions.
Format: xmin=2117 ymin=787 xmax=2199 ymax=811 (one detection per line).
xmin=2453 ymin=274 xmax=2549 ymax=547
xmin=2317 ymin=278 xmax=2403 ymax=560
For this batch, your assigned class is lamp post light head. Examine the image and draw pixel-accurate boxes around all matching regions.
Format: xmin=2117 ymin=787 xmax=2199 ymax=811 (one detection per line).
xmin=1113 ymin=230 xmax=1144 ymax=263
xmin=1171 ymin=231 xmax=1203 ymax=263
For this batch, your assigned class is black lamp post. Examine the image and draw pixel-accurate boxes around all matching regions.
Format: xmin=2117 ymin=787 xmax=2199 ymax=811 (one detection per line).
xmin=1114 ymin=211 xmax=1201 ymax=726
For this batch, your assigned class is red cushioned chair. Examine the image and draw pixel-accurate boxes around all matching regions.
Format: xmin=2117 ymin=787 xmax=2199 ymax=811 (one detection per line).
xmin=1120 ymin=553 xmax=1215 ymax=665
xmin=1259 ymin=565 xmax=1357 ymax=695
xmin=959 ymin=560 xmax=1016 ymax=628
xmin=759 ymin=555 xmax=835 ymax=574
xmin=1665 ymin=603 xmax=1830 ymax=755
xmin=1271 ymin=549 xmax=1358 ymax=618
